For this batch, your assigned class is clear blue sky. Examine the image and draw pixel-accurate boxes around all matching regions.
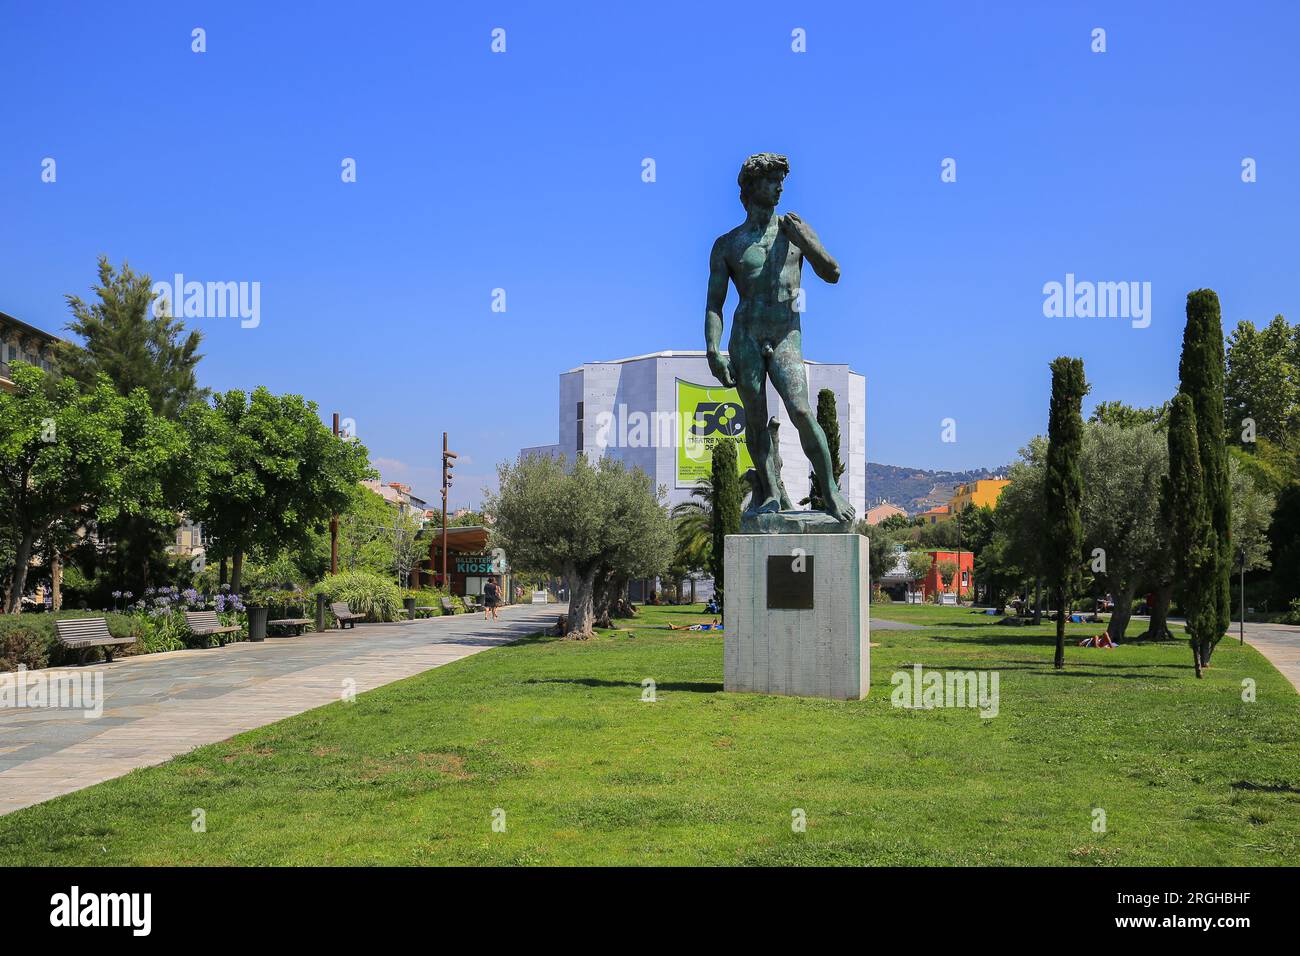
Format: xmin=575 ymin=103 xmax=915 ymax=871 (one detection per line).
xmin=3 ymin=1 xmax=1297 ymax=507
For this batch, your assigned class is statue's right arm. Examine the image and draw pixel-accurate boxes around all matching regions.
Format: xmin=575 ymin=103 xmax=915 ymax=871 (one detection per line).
xmin=705 ymin=238 xmax=734 ymax=385
xmin=705 ymin=238 xmax=728 ymax=351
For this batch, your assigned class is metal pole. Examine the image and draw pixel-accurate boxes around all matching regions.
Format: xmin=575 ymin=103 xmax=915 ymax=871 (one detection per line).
xmin=330 ymin=413 xmax=340 ymax=575
xmin=1240 ymin=549 xmax=1245 ymax=646
xmin=441 ymin=431 xmax=449 ymax=589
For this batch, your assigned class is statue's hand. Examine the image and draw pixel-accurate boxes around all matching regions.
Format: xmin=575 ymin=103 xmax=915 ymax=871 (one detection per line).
xmin=707 ymin=350 xmax=735 ymax=387
xmin=780 ymin=211 xmax=816 ymax=250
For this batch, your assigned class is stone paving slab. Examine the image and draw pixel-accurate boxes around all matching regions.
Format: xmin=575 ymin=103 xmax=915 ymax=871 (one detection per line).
xmin=0 ymin=603 xmax=564 ymax=816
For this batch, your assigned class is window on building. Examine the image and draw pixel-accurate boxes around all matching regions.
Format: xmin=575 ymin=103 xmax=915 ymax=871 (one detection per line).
xmin=576 ymin=401 xmax=584 ymax=452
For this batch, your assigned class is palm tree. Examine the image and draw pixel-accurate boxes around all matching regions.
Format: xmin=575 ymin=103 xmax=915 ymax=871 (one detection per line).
xmin=671 ymin=478 xmax=713 ymax=582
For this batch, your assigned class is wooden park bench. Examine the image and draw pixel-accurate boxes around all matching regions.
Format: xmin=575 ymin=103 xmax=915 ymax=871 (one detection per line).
xmin=439 ymin=597 xmax=458 ymax=615
xmin=268 ymin=615 xmax=312 ymax=636
xmin=184 ymin=610 xmax=242 ymax=643
xmin=463 ymin=595 xmax=479 ymax=612
xmin=54 ymin=617 xmax=136 ymax=665
xmin=330 ymin=601 xmax=362 ymax=629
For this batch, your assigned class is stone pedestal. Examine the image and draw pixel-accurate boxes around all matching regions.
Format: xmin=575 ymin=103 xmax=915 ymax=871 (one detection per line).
xmin=723 ymin=533 xmax=869 ymax=700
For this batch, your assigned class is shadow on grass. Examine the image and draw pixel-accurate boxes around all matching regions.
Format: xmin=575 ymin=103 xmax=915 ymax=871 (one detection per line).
xmin=525 ymin=677 xmax=724 ymax=693
xmin=1231 ymin=780 xmax=1300 ymax=794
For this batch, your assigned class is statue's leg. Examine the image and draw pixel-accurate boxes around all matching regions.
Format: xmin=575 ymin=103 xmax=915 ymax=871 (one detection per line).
xmin=767 ymin=330 xmax=855 ymax=522
xmin=729 ymin=335 xmax=780 ymax=513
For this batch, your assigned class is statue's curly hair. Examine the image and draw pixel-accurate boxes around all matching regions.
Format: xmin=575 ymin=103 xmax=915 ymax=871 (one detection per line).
xmin=737 ymin=152 xmax=789 ymax=205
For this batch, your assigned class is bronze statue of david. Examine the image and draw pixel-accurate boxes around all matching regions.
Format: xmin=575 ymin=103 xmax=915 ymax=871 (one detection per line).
xmin=704 ymin=153 xmax=853 ymax=526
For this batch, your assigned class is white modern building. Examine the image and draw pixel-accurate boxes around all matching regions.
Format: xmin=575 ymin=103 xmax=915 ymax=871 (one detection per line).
xmin=522 ymin=350 xmax=866 ymax=515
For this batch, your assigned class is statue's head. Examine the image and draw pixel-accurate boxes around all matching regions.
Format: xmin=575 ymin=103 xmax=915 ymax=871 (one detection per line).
xmin=738 ymin=152 xmax=789 ymax=209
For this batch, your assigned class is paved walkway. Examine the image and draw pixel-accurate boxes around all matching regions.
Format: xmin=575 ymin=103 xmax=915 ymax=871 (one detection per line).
xmin=1240 ymin=621 xmax=1300 ymax=693
xmin=0 ymin=603 xmax=564 ymax=816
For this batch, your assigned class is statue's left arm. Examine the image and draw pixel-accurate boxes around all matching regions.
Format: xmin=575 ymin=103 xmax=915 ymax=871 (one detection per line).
xmin=781 ymin=212 xmax=840 ymax=284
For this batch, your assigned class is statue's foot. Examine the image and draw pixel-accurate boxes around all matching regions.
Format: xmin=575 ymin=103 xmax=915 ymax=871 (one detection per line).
xmin=745 ymin=496 xmax=782 ymax=515
xmin=826 ymin=487 xmax=856 ymax=523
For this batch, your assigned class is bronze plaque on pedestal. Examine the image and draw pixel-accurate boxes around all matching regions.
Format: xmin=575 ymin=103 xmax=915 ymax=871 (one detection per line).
xmin=766 ymin=555 xmax=815 ymax=609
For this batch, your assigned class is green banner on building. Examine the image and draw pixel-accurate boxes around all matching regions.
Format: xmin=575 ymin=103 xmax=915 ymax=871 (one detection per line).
xmin=676 ymin=378 xmax=753 ymax=487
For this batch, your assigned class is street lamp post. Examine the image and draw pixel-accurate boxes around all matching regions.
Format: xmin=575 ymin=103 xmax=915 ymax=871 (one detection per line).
xmin=330 ymin=412 xmax=340 ymax=575
xmin=441 ymin=432 xmax=458 ymax=588
xmin=1240 ymin=545 xmax=1246 ymax=646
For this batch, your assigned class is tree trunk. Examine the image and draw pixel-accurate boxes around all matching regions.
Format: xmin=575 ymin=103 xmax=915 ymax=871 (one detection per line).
xmin=565 ymin=564 xmax=598 ymax=638
xmin=1143 ymin=582 xmax=1174 ymax=640
xmin=230 ymin=549 xmax=244 ymax=595
xmin=690 ymin=577 xmax=696 ymax=604
xmin=1107 ymin=582 xmax=1137 ymax=640
xmin=611 ymin=576 xmax=635 ymax=618
xmin=5 ymin=531 xmax=35 ymax=613
xmin=219 ymin=556 xmax=228 ymax=587
xmin=593 ymin=567 xmax=615 ymax=630
xmin=1034 ymin=576 xmax=1043 ymax=625
xmin=51 ymin=553 xmax=63 ymax=611
xmin=1192 ymin=637 xmax=1203 ymax=678
xmin=1053 ymin=585 xmax=1066 ymax=669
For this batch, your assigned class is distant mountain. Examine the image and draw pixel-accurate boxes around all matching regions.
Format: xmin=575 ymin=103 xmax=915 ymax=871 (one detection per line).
xmin=866 ymin=462 xmax=1012 ymax=516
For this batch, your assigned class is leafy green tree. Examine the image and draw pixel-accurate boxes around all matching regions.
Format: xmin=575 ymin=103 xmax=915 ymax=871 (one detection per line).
xmin=1268 ymin=482 xmax=1300 ymax=609
xmin=1165 ymin=394 xmax=1216 ymax=677
xmin=184 ymin=388 xmax=372 ymax=593
xmin=710 ymin=438 xmax=742 ymax=609
xmin=1224 ymin=314 xmax=1297 ymax=446
xmin=801 ymin=388 xmax=845 ymax=510
xmin=1044 ymin=357 xmax=1088 ymax=668
xmin=1079 ymin=422 xmax=1167 ymax=639
xmin=904 ymin=551 xmax=932 ymax=601
xmin=487 ymin=453 xmax=672 ymax=636
xmin=877 ymin=512 xmax=918 ymax=532
xmin=1229 ymin=457 xmax=1273 ymax=575
xmin=1089 ymin=400 xmax=1167 ymax=429
xmin=58 ymin=256 xmax=206 ymax=417
xmin=1179 ymin=290 xmax=1232 ymax=658
xmin=0 ymin=366 xmax=183 ymax=611
xmin=992 ymin=438 xmax=1049 ymax=623
xmin=855 ymin=521 xmax=897 ymax=587
xmin=936 ymin=558 xmax=958 ymax=592
xmin=56 ymin=257 xmax=209 ymax=593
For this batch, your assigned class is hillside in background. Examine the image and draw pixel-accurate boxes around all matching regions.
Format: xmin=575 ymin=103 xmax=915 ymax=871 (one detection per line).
xmin=866 ymin=462 xmax=1012 ymax=515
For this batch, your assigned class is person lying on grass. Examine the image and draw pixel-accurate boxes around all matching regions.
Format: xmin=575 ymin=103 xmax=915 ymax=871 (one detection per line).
xmin=666 ymin=619 xmax=723 ymax=631
xmin=1076 ymin=634 xmax=1118 ymax=650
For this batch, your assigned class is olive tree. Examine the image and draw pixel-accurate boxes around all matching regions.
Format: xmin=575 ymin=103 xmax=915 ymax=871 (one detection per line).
xmin=487 ymin=453 xmax=673 ymax=637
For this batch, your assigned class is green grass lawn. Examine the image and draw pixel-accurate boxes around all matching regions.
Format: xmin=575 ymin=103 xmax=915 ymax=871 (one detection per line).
xmin=1 ymin=603 xmax=1297 ymax=865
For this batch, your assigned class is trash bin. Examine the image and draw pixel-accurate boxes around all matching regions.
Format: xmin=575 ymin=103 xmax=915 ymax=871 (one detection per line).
xmin=247 ymin=606 xmax=268 ymax=642
xmin=404 ymin=597 xmax=417 ymax=620
xmin=315 ymin=594 xmax=327 ymax=631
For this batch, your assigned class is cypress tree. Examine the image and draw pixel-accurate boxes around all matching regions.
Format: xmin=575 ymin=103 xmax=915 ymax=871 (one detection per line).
xmin=802 ymin=388 xmax=845 ymax=510
xmin=1165 ymin=393 xmax=1215 ymax=678
xmin=1177 ymin=290 xmax=1231 ymax=664
xmin=1044 ymin=357 xmax=1088 ymax=669
xmin=710 ymin=437 xmax=742 ymax=609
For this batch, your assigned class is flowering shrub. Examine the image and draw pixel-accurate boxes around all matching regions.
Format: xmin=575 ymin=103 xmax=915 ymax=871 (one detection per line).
xmin=118 ymin=585 xmax=248 ymax=650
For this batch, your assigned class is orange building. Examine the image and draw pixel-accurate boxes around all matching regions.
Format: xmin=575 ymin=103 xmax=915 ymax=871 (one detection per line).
xmin=949 ymin=478 xmax=1009 ymax=513
xmin=920 ymin=550 xmax=974 ymax=600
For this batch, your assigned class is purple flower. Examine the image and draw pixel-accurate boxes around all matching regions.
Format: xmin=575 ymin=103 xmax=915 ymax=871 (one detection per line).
xmin=123 ymin=591 xmax=134 ymax=599
xmin=145 ymin=587 xmax=156 ymax=596
xmin=112 ymin=590 xmax=122 ymax=599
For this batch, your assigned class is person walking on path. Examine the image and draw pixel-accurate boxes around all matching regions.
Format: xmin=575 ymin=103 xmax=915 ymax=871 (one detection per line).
xmin=483 ymin=575 xmax=501 ymax=622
